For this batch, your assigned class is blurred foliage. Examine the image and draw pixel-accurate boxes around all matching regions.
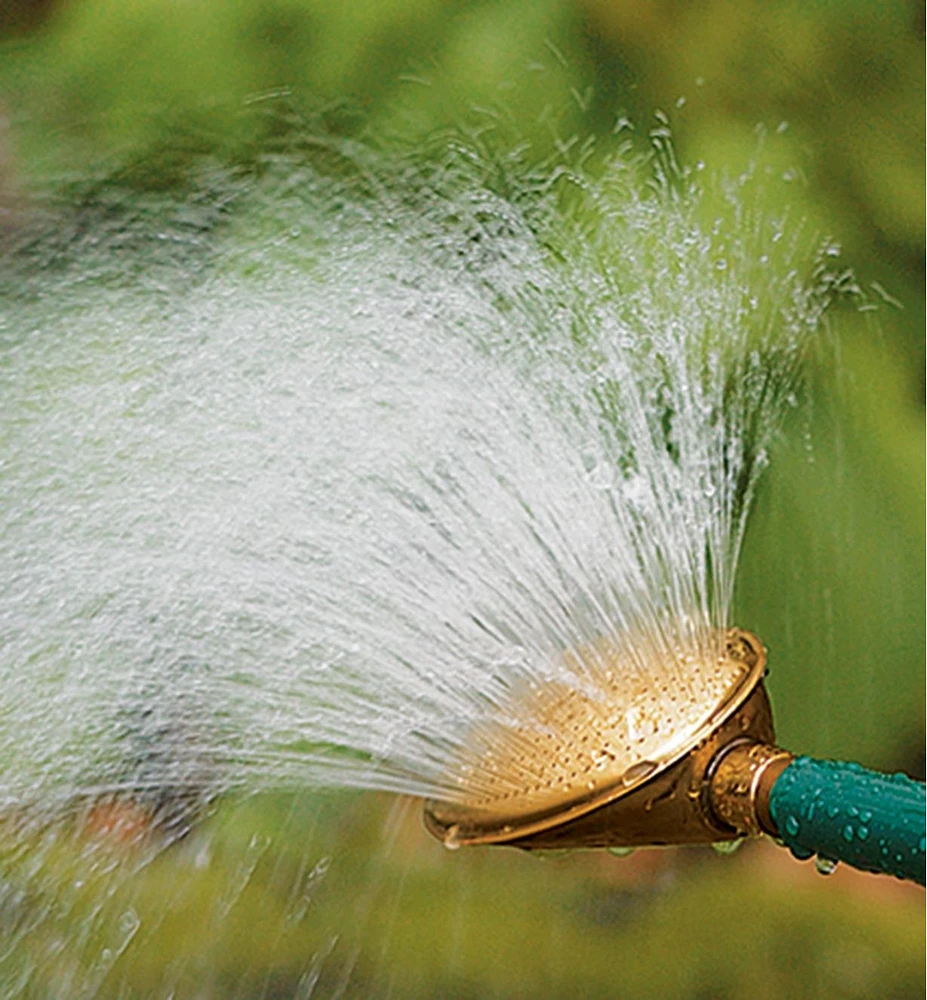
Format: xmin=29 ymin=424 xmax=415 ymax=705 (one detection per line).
xmin=2 ymin=791 xmax=923 ymax=998
xmin=0 ymin=0 xmax=923 ymax=996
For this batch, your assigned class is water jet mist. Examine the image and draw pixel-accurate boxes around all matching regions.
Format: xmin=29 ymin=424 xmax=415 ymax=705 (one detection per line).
xmin=0 ymin=128 xmax=921 ymax=998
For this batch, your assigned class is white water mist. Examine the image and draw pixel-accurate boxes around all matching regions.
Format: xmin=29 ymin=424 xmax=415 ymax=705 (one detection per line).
xmin=0 ymin=134 xmax=845 ymax=815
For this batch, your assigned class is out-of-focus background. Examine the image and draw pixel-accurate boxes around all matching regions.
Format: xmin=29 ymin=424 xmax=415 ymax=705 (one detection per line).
xmin=0 ymin=2 xmax=923 ymax=997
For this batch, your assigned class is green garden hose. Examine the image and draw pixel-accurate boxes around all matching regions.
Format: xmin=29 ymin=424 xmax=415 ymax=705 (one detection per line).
xmin=769 ymin=756 xmax=925 ymax=885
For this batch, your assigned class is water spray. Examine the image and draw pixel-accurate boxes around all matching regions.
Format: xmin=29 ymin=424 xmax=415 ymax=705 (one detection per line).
xmin=1 ymin=126 xmax=923 ymax=956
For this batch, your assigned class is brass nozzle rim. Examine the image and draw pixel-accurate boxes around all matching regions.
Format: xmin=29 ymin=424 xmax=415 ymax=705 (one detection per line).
xmin=424 ymin=628 xmax=770 ymax=848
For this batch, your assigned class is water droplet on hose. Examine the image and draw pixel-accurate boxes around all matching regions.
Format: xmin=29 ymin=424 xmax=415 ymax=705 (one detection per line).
xmin=814 ymin=856 xmax=838 ymax=876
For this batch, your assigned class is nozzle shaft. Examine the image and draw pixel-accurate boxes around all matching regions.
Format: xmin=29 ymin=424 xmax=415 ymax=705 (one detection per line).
xmin=707 ymin=740 xmax=792 ymax=837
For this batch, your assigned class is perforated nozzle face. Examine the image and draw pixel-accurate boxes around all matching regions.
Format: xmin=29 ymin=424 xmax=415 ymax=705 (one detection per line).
xmin=424 ymin=628 xmax=768 ymax=848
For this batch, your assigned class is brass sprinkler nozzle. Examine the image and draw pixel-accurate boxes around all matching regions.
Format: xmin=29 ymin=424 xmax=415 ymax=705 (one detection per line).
xmin=424 ymin=629 xmax=792 ymax=851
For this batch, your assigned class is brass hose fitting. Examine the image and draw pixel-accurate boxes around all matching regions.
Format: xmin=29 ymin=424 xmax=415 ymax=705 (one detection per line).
xmin=705 ymin=740 xmax=793 ymax=837
xmin=423 ymin=628 xmax=927 ymax=886
xmin=424 ymin=628 xmax=789 ymax=850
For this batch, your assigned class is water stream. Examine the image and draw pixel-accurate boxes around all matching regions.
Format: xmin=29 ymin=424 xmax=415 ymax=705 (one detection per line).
xmin=0 ymin=133 xmax=849 ymax=992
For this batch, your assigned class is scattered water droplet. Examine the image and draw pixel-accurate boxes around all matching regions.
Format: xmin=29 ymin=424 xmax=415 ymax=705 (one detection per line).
xmin=784 ymin=815 xmax=800 ymax=837
xmin=842 ymin=824 xmax=855 ymax=843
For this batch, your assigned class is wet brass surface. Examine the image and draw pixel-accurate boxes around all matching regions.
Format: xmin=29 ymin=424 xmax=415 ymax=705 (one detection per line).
xmin=424 ymin=628 xmax=776 ymax=849
xmin=707 ymin=741 xmax=793 ymax=837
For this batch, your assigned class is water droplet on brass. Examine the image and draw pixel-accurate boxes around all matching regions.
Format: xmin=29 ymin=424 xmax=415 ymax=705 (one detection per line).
xmin=621 ymin=760 xmax=657 ymax=786
xmin=711 ymin=839 xmax=743 ymax=855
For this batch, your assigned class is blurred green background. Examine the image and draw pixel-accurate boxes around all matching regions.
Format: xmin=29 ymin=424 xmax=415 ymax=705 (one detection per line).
xmin=0 ymin=1 xmax=923 ymax=997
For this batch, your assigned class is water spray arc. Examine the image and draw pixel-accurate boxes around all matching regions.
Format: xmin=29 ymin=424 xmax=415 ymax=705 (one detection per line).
xmin=424 ymin=628 xmax=925 ymax=884
xmin=399 ymin=142 xmax=927 ymax=888
xmin=1 ymin=129 xmax=923 ymax=997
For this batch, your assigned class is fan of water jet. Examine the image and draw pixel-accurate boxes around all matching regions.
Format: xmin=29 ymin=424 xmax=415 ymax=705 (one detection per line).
xmin=0 ymin=138 xmax=837 ymax=830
